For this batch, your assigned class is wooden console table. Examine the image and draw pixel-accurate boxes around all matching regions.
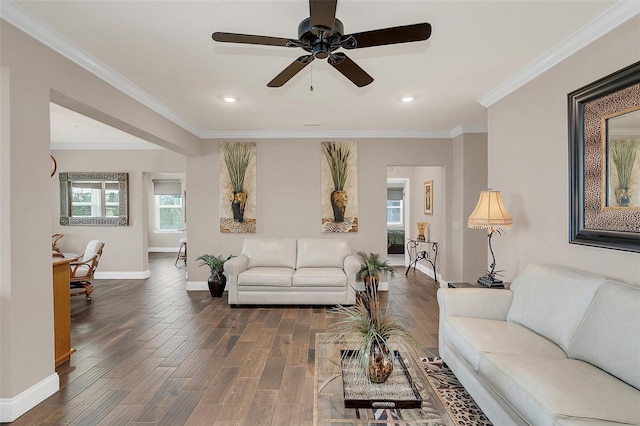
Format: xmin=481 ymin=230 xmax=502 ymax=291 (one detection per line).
xmin=52 ymin=258 xmax=75 ymax=366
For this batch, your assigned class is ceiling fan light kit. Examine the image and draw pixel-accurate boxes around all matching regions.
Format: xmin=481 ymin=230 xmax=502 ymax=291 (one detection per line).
xmin=212 ymin=0 xmax=431 ymax=88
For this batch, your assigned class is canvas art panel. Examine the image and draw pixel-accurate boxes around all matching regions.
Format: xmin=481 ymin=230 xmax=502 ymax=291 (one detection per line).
xmin=321 ymin=141 xmax=358 ymax=233
xmin=220 ymin=142 xmax=257 ymax=233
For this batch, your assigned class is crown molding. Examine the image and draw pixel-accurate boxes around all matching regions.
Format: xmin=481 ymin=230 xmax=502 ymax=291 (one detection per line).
xmin=478 ymin=0 xmax=640 ymax=107
xmin=449 ymin=125 xmax=488 ymax=138
xmin=0 ymin=0 xmax=200 ymax=137
xmin=199 ymin=129 xmax=465 ymax=140
xmin=51 ymin=142 xmax=164 ymax=150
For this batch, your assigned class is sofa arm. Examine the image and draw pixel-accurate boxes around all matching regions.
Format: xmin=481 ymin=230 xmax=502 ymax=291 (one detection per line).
xmin=437 ymin=288 xmax=513 ymax=321
xmin=224 ymin=255 xmax=249 ymax=304
xmin=343 ymin=254 xmax=360 ymax=303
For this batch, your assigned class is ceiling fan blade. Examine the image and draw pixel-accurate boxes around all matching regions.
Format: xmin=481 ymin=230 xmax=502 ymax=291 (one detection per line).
xmin=212 ymin=32 xmax=294 ymax=47
xmin=341 ymin=23 xmax=432 ymax=49
xmin=267 ymin=55 xmax=315 ymax=87
xmin=309 ymin=0 xmax=337 ymax=33
xmin=328 ymin=53 xmax=373 ymax=87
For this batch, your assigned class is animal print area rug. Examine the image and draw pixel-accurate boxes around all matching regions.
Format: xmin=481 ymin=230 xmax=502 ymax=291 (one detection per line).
xmin=419 ymin=357 xmax=493 ymax=426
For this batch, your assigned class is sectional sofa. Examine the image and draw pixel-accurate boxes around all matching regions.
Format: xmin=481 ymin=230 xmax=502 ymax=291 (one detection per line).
xmin=224 ymin=238 xmax=360 ymax=306
xmin=438 ymin=263 xmax=640 ymax=425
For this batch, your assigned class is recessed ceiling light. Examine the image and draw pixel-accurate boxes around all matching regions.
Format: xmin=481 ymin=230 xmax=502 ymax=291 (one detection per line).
xmin=223 ymin=96 xmax=237 ymax=103
xmin=401 ymin=96 xmax=414 ymax=103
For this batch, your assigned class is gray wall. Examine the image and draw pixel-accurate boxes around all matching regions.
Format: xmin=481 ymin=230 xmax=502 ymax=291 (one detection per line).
xmin=50 ymin=151 xmax=187 ymax=275
xmin=185 ymin=138 xmax=483 ymax=285
xmin=0 ymin=21 xmax=199 ymax=408
xmin=488 ymin=16 xmax=640 ymax=284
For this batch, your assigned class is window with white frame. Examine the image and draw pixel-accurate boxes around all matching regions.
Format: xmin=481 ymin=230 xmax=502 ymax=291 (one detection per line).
xmin=387 ymin=187 xmax=404 ymax=226
xmin=386 ymin=199 xmax=403 ymax=225
xmin=153 ymin=179 xmax=183 ymax=231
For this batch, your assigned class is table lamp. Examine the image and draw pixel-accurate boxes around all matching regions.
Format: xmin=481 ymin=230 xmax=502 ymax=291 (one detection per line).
xmin=468 ymin=190 xmax=512 ymax=287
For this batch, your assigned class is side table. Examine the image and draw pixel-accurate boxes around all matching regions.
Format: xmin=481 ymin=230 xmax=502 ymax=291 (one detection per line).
xmin=405 ymin=239 xmax=438 ymax=284
xmin=448 ymin=281 xmax=510 ymax=290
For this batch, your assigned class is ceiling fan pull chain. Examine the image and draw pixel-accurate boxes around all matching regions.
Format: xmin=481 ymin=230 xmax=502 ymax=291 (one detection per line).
xmin=310 ymin=64 xmax=314 ymax=91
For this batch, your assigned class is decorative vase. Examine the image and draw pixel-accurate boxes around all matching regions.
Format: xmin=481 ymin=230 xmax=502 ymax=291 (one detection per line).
xmin=615 ymin=187 xmax=630 ymax=207
xmin=231 ymin=191 xmax=247 ymax=222
xmin=368 ymin=340 xmax=394 ymax=383
xmin=207 ymin=272 xmax=227 ymax=297
xmin=330 ymin=190 xmax=348 ymax=223
xmin=417 ymin=222 xmax=427 ymax=241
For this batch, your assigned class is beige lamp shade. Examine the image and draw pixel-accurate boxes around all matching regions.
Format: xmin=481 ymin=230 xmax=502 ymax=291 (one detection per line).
xmin=468 ymin=190 xmax=513 ymax=230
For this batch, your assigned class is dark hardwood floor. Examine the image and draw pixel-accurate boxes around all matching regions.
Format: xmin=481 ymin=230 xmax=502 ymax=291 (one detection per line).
xmin=11 ymin=253 xmax=440 ymax=425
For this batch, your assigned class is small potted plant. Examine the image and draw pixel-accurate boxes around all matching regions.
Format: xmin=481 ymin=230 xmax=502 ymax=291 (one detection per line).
xmin=196 ymin=254 xmax=234 ymax=297
xmin=356 ymin=251 xmax=395 ymax=290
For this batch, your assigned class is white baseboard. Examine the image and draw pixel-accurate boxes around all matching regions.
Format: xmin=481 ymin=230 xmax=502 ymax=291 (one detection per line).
xmin=94 ymin=270 xmax=151 ymax=279
xmin=0 ymin=373 xmax=59 ymax=423
xmin=186 ymin=280 xmax=389 ymax=292
xmin=186 ymin=280 xmax=209 ymax=291
xmin=148 ymin=247 xmax=180 ymax=253
xmin=414 ymin=263 xmax=442 ymax=283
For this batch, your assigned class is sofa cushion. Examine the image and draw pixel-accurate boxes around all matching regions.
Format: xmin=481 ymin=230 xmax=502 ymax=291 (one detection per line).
xmin=443 ymin=317 xmax=567 ymax=371
xmin=237 ymin=267 xmax=294 ymax=287
xmin=296 ymin=238 xmax=351 ymax=269
xmin=569 ymin=280 xmax=640 ymax=390
xmin=292 ymin=268 xmax=347 ymax=287
xmin=506 ymin=263 xmax=605 ymax=352
xmin=242 ymin=238 xmax=297 ymax=269
xmin=479 ymin=353 xmax=640 ymax=425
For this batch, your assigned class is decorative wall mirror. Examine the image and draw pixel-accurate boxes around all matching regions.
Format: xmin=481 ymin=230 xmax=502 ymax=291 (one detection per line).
xmin=59 ymin=172 xmax=129 ymax=226
xmin=568 ymin=61 xmax=640 ymax=252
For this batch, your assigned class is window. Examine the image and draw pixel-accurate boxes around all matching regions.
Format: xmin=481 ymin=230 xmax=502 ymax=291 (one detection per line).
xmin=387 ymin=200 xmax=403 ymax=225
xmin=153 ymin=179 xmax=183 ymax=232
xmin=71 ymin=181 xmax=119 ymax=217
xmin=155 ymin=195 xmax=183 ymax=231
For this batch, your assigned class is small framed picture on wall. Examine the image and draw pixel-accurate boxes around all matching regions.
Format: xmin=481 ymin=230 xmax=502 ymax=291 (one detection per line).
xmin=424 ymin=180 xmax=433 ymax=215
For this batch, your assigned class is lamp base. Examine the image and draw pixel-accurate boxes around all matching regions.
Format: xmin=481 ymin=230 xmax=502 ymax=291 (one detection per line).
xmin=477 ymin=276 xmax=504 ymax=288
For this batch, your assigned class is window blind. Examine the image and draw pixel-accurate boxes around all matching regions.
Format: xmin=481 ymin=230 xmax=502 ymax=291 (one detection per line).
xmin=387 ymin=188 xmax=404 ymax=200
xmin=153 ymin=179 xmax=182 ymax=196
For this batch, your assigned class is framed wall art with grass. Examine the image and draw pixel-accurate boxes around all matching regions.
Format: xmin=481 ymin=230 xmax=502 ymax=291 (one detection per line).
xmin=220 ymin=142 xmax=256 ymax=233
xmin=321 ymin=141 xmax=358 ymax=233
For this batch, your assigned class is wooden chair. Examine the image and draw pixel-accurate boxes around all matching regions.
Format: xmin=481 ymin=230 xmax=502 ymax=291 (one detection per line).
xmin=52 ymin=234 xmax=64 ymax=258
xmin=175 ymin=238 xmax=187 ymax=266
xmin=69 ymin=240 xmax=105 ymax=301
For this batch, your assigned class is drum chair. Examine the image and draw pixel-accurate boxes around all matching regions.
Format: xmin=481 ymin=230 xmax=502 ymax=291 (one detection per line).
xmin=69 ymin=240 xmax=105 ymax=301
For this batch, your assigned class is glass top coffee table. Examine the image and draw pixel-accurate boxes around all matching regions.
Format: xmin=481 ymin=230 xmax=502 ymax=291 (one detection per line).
xmin=314 ymin=333 xmax=451 ymax=425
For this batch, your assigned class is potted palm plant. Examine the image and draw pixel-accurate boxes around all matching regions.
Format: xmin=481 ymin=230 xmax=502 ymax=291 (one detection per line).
xmin=196 ymin=254 xmax=234 ymax=297
xmin=356 ymin=251 xmax=395 ymax=290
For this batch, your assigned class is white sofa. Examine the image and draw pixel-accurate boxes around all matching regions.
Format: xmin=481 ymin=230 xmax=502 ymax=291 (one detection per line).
xmin=438 ymin=263 xmax=640 ymax=426
xmin=224 ymin=238 xmax=360 ymax=306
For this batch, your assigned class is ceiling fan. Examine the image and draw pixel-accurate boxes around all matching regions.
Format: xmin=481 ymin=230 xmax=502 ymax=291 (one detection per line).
xmin=212 ymin=0 xmax=432 ymax=88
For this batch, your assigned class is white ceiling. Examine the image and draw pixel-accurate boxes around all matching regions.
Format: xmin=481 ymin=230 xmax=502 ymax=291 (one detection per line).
xmin=4 ymin=0 xmax=637 ymax=148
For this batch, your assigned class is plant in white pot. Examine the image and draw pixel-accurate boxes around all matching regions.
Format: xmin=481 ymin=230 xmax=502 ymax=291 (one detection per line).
xmin=196 ymin=254 xmax=234 ymax=297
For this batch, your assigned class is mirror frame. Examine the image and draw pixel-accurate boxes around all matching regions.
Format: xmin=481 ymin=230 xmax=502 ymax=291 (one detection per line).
xmin=568 ymin=61 xmax=640 ymax=252
xmin=59 ymin=172 xmax=129 ymax=226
